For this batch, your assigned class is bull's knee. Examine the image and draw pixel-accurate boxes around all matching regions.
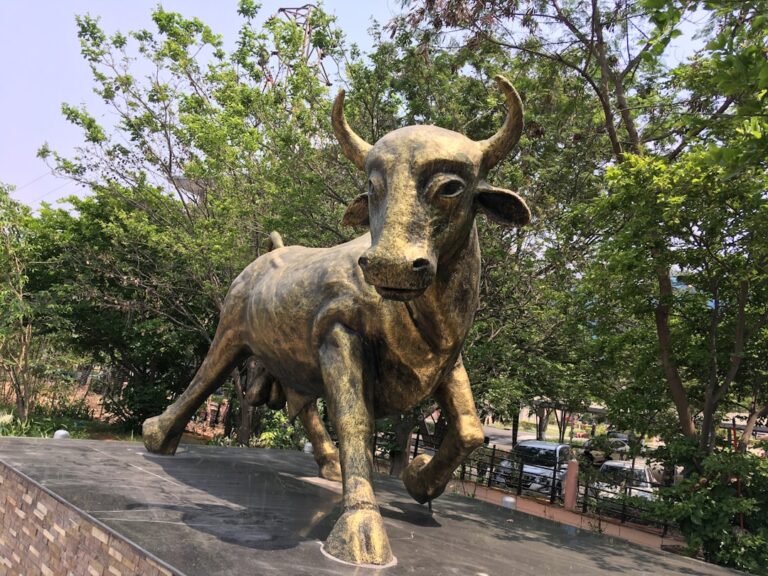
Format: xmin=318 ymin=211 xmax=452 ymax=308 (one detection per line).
xmin=317 ymin=452 xmax=342 ymax=482
xmin=402 ymin=454 xmax=439 ymax=504
xmin=457 ymin=415 xmax=484 ymax=451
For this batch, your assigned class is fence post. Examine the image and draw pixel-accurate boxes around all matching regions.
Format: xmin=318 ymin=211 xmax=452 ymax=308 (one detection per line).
xmin=412 ymin=429 xmax=421 ymax=460
xmin=517 ymin=456 xmax=524 ymax=495
xmin=461 ymin=462 xmax=466 ymax=481
xmin=563 ymin=458 xmax=579 ymax=510
xmin=549 ymin=460 xmax=558 ymax=504
xmin=620 ymin=481 xmax=628 ymax=524
xmin=486 ymin=445 xmax=497 ymax=487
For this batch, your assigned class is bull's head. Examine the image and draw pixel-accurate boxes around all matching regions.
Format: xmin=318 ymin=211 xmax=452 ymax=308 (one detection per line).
xmin=334 ymin=75 xmax=530 ymax=301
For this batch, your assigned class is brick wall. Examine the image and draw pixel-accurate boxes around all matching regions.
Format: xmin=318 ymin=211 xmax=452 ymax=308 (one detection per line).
xmin=0 ymin=460 xmax=181 ymax=576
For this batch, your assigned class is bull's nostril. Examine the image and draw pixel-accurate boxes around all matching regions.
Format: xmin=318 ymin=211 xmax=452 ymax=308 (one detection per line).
xmin=412 ymin=258 xmax=431 ymax=272
xmin=358 ymin=256 xmax=369 ymax=269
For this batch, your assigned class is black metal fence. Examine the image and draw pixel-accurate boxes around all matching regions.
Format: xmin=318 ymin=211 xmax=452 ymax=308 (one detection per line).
xmin=372 ymin=425 xmax=675 ymax=534
xmin=454 ymin=442 xmax=570 ymax=504
xmin=405 ymin=429 xmax=571 ymax=504
xmin=576 ymin=461 xmax=669 ymax=533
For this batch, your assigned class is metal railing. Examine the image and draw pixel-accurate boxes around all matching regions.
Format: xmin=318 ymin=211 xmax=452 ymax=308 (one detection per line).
xmin=576 ymin=464 xmax=669 ymax=532
xmin=373 ymin=427 xmax=676 ymax=534
xmin=456 ymin=443 xmax=569 ymax=504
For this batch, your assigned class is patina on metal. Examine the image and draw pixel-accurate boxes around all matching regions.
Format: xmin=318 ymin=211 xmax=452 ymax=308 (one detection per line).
xmin=142 ymin=75 xmax=530 ymax=566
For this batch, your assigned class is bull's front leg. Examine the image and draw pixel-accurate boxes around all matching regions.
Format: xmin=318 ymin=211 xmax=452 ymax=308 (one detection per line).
xmin=319 ymin=324 xmax=393 ymax=566
xmin=402 ymin=356 xmax=484 ymax=504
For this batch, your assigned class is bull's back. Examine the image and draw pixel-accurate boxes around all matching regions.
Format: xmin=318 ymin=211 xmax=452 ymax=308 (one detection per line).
xmin=241 ymin=235 xmax=375 ymax=394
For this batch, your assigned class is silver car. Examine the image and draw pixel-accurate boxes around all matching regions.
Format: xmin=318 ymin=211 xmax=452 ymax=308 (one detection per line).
xmin=492 ymin=440 xmax=570 ymax=495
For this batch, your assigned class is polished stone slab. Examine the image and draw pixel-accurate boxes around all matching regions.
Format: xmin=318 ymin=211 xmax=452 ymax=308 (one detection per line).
xmin=0 ymin=438 xmax=740 ymax=576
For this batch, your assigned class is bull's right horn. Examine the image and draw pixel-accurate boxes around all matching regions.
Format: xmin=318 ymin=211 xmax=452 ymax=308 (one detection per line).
xmin=332 ymin=90 xmax=372 ymax=171
xmin=478 ymin=75 xmax=524 ymax=173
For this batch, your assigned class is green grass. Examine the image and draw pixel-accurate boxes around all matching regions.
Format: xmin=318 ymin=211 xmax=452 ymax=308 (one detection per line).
xmin=0 ymin=410 xmax=137 ymax=441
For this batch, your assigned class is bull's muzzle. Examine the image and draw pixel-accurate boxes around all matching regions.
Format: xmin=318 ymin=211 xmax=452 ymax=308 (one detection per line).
xmin=358 ymin=251 xmax=436 ymax=301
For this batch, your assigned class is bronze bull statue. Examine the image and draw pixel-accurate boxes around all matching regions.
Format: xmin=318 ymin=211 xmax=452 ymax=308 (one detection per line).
xmin=142 ymin=75 xmax=530 ymax=566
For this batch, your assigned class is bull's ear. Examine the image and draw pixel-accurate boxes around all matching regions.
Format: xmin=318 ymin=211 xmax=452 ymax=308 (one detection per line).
xmin=342 ymin=193 xmax=369 ymax=227
xmin=475 ymin=182 xmax=530 ymax=227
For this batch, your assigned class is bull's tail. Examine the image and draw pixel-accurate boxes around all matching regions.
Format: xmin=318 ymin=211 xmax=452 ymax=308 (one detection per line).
xmin=268 ymin=230 xmax=284 ymax=251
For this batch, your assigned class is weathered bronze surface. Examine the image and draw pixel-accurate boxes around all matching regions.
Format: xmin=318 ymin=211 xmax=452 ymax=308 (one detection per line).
xmin=143 ymin=75 xmax=530 ymax=566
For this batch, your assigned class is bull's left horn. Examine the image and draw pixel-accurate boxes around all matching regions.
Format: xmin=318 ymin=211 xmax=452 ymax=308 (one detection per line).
xmin=478 ymin=75 xmax=524 ymax=172
xmin=332 ymin=90 xmax=372 ymax=171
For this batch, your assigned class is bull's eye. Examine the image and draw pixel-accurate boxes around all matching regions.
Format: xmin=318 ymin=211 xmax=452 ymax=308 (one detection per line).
xmin=426 ymin=173 xmax=466 ymax=200
xmin=367 ymin=174 xmax=384 ymax=197
xmin=438 ymin=179 xmax=465 ymax=198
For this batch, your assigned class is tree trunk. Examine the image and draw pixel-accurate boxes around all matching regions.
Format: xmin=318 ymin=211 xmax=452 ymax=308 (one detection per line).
xmin=15 ymin=391 xmax=28 ymax=423
xmin=227 ymin=366 xmax=253 ymax=445
xmin=511 ymin=409 xmax=520 ymax=446
xmin=536 ymin=407 xmax=552 ymax=440
xmin=239 ymin=358 xmax=263 ymax=442
xmin=738 ymin=405 xmax=768 ymax=453
xmin=653 ymin=262 xmax=697 ymax=438
xmin=9 ymin=369 xmax=29 ymax=423
xmin=558 ymin=409 xmax=569 ymax=444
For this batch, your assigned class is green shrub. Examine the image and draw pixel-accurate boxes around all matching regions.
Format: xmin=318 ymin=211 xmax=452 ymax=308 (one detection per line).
xmin=250 ymin=409 xmax=306 ymax=449
xmin=0 ymin=411 xmax=87 ymax=439
xmin=208 ymin=408 xmax=307 ymax=450
xmin=652 ymin=450 xmax=768 ymax=574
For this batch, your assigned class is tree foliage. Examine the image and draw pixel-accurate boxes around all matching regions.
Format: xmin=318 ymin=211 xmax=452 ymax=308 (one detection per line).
xmin=395 ymin=0 xmax=768 ymax=452
xmin=35 ymin=2 xmax=358 ymax=429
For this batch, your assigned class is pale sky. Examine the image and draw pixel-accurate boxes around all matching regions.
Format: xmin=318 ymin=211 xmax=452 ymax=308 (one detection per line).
xmin=1 ymin=2 xmax=702 ymax=211
xmin=0 ymin=1 xmax=400 ymax=209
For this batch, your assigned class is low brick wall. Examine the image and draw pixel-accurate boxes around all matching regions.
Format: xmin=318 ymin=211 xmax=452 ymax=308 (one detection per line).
xmin=0 ymin=459 xmax=181 ymax=576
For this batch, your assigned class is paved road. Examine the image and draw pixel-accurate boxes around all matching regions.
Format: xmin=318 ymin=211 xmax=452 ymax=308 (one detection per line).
xmin=482 ymin=425 xmax=535 ymax=448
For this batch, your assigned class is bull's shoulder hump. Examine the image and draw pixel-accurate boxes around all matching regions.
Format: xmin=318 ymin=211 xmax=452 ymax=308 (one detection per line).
xmin=254 ymin=233 xmax=370 ymax=277
xmin=243 ymin=233 xmax=374 ymax=305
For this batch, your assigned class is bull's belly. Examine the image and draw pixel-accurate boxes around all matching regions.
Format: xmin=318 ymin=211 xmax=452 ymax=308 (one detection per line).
xmin=253 ymin=348 xmax=324 ymax=398
xmin=251 ymin=341 xmax=452 ymax=417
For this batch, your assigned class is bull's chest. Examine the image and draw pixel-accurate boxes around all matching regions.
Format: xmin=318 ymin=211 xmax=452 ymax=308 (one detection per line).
xmin=367 ymin=323 xmax=462 ymax=417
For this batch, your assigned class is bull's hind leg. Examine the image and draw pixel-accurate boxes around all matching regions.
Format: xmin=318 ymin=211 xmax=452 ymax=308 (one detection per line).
xmin=320 ymin=324 xmax=393 ymax=566
xmin=143 ymin=324 xmax=247 ymax=455
xmin=402 ymin=356 xmax=484 ymax=504
xmin=245 ymin=362 xmax=341 ymax=481
xmin=296 ymin=400 xmax=341 ymax=482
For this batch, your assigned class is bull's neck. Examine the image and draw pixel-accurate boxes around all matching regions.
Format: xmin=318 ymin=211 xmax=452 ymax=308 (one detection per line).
xmin=403 ymin=223 xmax=481 ymax=355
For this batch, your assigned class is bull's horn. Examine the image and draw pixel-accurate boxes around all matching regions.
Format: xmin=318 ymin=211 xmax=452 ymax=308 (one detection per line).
xmin=332 ymin=90 xmax=372 ymax=171
xmin=479 ymin=75 xmax=524 ymax=172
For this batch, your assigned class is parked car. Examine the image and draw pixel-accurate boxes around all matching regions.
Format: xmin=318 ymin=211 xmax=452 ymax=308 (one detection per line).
xmin=592 ymin=460 xmax=657 ymax=501
xmin=606 ymin=430 xmax=632 ymax=442
xmin=491 ymin=440 xmax=571 ymax=496
xmin=581 ymin=436 xmax=630 ymax=465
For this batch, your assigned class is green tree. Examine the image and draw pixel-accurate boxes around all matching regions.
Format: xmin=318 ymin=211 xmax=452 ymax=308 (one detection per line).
xmin=0 ymin=185 xmax=37 ymax=421
xmin=27 ymin=194 xmax=211 ymax=429
xmin=395 ymin=0 xmax=768 ymax=453
xmin=38 ymin=2 xmax=355 ymax=430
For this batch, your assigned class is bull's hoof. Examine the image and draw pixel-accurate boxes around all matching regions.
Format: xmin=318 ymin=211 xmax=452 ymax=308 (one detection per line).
xmin=317 ymin=454 xmax=342 ymax=482
xmin=323 ymin=508 xmax=394 ymax=566
xmin=402 ymin=454 xmax=445 ymax=505
xmin=142 ymin=416 xmax=182 ymax=455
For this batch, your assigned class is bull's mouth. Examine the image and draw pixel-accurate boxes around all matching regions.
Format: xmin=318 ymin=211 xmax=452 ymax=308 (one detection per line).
xmin=375 ymin=286 xmax=427 ymax=301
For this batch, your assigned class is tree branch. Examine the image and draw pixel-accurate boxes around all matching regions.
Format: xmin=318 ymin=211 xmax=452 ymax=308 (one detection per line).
xmin=667 ymin=97 xmax=735 ymax=161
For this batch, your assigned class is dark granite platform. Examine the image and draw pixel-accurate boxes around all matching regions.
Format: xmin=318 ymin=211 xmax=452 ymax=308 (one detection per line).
xmin=0 ymin=438 xmax=741 ymax=575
